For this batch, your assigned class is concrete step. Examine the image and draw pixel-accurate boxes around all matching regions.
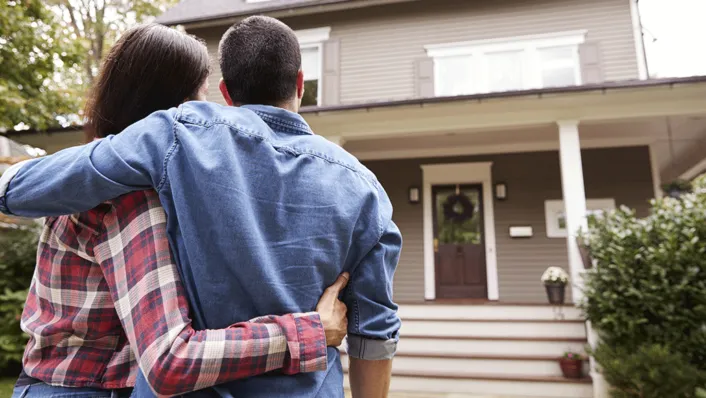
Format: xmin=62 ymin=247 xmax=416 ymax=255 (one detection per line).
xmin=397 ymin=335 xmax=587 ymax=357
xmin=343 ymin=372 xmax=593 ymax=398
xmin=340 ymin=352 xmax=587 ymax=378
xmin=398 ymin=304 xmax=583 ymax=321
xmin=400 ymin=319 xmax=587 ymax=339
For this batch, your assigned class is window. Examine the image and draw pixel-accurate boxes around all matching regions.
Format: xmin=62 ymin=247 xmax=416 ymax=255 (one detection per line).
xmin=295 ymin=27 xmax=331 ymax=107
xmin=426 ymin=31 xmax=585 ymax=97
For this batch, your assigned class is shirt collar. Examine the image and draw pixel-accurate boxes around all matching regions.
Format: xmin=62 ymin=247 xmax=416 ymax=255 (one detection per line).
xmin=241 ymin=104 xmax=313 ymax=136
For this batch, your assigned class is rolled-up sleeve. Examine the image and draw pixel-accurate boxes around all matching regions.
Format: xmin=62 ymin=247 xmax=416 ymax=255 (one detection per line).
xmin=345 ymin=219 xmax=402 ymax=360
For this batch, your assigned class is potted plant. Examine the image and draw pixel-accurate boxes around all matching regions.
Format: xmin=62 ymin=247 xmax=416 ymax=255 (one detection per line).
xmin=541 ymin=266 xmax=569 ymax=305
xmin=559 ymin=351 xmax=585 ymax=379
xmin=661 ymin=179 xmax=692 ymax=198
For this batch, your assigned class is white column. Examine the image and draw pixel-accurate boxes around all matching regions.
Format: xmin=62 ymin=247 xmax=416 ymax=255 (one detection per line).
xmin=326 ymin=135 xmax=346 ymax=147
xmin=0 ymin=136 xmax=11 ymax=157
xmin=557 ymin=120 xmax=588 ymax=304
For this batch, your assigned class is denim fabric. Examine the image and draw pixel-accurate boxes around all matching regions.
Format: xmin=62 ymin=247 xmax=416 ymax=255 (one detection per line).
xmin=1 ymin=102 xmax=402 ymax=398
xmin=11 ymin=383 xmax=132 ymax=398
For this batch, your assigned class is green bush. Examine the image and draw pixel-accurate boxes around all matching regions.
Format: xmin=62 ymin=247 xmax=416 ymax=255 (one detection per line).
xmin=0 ymin=228 xmax=38 ymax=371
xmin=591 ymin=344 xmax=706 ymax=398
xmin=581 ymin=176 xmax=706 ymax=397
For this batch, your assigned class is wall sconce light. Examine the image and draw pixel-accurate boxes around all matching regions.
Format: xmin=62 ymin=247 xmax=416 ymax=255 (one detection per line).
xmin=495 ymin=182 xmax=507 ymax=201
xmin=409 ymin=186 xmax=420 ymax=204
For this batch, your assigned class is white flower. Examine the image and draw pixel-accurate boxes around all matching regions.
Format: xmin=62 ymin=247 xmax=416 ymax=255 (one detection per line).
xmin=541 ymin=266 xmax=569 ymax=284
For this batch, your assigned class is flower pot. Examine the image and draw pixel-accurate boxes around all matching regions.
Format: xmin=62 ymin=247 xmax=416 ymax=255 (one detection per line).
xmin=559 ymin=358 xmax=584 ymax=379
xmin=544 ymin=283 xmax=566 ymax=305
xmin=576 ymin=237 xmax=593 ymax=269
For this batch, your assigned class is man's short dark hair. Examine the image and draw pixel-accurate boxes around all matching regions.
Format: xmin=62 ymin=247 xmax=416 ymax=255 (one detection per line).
xmin=219 ymin=16 xmax=301 ymax=106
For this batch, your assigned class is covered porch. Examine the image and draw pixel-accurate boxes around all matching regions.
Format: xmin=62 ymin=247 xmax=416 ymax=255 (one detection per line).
xmin=303 ymin=76 xmax=706 ymax=305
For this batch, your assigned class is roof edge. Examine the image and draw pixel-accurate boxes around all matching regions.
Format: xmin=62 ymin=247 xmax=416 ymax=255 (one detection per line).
xmin=299 ymin=75 xmax=706 ymax=114
xmin=157 ymin=0 xmax=418 ymax=28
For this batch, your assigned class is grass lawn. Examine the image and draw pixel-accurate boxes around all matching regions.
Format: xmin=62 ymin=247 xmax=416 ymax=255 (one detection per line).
xmin=0 ymin=378 xmax=14 ymax=397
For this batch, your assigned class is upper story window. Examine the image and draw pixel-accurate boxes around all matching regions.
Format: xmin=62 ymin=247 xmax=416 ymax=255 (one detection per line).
xmin=296 ymin=27 xmax=331 ymax=107
xmin=425 ymin=31 xmax=586 ymax=97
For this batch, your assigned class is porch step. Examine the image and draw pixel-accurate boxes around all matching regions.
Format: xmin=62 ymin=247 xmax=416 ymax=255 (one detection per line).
xmin=341 ymin=304 xmax=591 ymax=397
xmin=340 ymin=352 xmax=587 ymax=378
xmin=398 ymin=335 xmax=587 ymax=357
xmin=398 ymin=304 xmax=583 ymax=321
xmin=401 ymin=319 xmax=587 ymax=339
xmin=343 ymin=371 xmax=593 ymax=398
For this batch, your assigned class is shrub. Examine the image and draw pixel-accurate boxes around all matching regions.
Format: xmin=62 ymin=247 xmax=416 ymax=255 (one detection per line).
xmin=591 ymin=344 xmax=706 ymax=398
xmin=581 ymin=176 xmax=706 ymax=396
xmin=0 ymin=228 xmax=38 ymax=371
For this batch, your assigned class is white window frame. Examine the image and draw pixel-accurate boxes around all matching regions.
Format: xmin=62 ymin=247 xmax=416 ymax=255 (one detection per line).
xmin=425 ymin=30 xmax=587 ymax=96
xmin=544 ymin=198 xmax=616 ymax=238
xmin=296 ymin=27 xmax=331 ymax=107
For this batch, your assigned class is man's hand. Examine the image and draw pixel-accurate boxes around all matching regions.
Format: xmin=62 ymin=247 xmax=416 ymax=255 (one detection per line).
xmin=316 ymin=273 xmax=349 ymax=347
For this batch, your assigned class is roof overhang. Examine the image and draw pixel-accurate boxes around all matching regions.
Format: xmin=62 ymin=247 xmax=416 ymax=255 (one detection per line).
xmin=161 ymin=0 xmax=420 ymax=30
xmin=300 ymin=76 xmax=706 ymax=140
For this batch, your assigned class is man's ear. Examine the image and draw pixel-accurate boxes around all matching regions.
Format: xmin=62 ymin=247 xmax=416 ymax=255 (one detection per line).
xmin=219 ymin=79 xmax=234 ymax=106
xmin=296 ymin=70 xmax=305 ymax=100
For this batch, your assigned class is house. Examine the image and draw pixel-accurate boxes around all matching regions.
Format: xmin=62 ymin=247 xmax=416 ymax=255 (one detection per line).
xmin=4 ymin=0 xmax=706 ymax=396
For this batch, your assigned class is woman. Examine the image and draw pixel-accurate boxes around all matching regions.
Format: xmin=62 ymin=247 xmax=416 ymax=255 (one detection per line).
xmin=12 ymin=24 xmax=347 ymax=398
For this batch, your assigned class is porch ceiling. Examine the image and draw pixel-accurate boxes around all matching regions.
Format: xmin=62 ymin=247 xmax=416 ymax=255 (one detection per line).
xmin=304 ymin=79 xmax=706 ymax=142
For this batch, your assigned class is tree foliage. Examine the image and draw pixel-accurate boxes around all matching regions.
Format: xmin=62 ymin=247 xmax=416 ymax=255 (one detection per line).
xmin=0 ymin=0 xmax=83 ymax=131
xmin=49 ymin=0 xmax=179 ymax=86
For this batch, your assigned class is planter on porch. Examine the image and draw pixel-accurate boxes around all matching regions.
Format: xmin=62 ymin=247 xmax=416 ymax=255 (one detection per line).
xmin=541 ymin=267 xmax=569 ymax=305
xmin=576 ymin=237 xmax=593 ymax=269
xmin=544 ymin=283 xmax=566 ymax=305
xmin=559 ymin=352 xmax=585 ymax=379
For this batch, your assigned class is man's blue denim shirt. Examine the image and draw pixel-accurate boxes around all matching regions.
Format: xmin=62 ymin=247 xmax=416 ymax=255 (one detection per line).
xmin=0 ymin=102 xmax=402 ymax=397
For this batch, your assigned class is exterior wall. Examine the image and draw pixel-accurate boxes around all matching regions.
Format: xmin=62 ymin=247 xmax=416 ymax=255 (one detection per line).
xmin=365 ymin=146 xmax=654 ymax=303
xmin=190 ymin=0 xmax=640 ymax=105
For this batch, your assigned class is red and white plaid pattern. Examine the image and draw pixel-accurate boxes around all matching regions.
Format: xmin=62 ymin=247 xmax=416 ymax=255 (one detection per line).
xmin=20 ymin=190 xmax=327 ymax=397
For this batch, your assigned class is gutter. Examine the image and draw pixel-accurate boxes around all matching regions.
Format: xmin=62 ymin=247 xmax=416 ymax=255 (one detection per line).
xmin=299 ymin=75 xmax=706 ymax=115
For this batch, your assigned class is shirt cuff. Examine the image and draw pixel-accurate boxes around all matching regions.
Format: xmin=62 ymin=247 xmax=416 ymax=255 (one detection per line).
xmin=281 ymin=312 xmax=328 ymax=374
xmin=0 ymin=159 xmax=31 ymax=214
xmin=346 ymin=334 xmax=398 ymax=360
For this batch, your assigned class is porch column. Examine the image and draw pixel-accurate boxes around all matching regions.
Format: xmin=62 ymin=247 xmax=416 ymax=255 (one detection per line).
xmin=326 ymin=135 xmax=346 ymax=147
xmin=557 ymin=120 xmax=588 ymax=303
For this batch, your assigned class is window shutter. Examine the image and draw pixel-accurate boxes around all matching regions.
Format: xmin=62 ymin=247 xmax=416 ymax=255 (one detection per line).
xmin=322 ymin=38 xmax=341 ymax=106
xmin=579 ymin=42 xmax=603 ymax=84
xmin=415 ymin=57 xmax=435 ymax=98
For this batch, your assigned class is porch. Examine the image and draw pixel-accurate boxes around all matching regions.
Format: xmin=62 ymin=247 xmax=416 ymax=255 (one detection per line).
xmin=309 ymin=77 xmax=706 ymax=397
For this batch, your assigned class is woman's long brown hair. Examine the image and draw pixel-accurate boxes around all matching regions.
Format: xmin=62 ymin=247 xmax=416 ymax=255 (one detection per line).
xmin=84 ymin=24 xmax=210 ymax=141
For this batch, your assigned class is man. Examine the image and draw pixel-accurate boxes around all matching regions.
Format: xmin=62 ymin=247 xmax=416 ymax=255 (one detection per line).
xmin=0 ymin=15 xmax=401 ymax=398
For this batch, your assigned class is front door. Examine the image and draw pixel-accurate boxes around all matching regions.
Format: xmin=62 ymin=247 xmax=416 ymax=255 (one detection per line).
xmin=432 ymin=184 xmax=487 ymax=299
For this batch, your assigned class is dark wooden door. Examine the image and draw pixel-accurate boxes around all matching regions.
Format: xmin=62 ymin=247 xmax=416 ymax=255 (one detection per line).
xmin=432 ymin=184 xmax=487 ymax=299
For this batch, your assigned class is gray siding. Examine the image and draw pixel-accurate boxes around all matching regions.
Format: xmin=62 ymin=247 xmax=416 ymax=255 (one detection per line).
xmin=190 ymin=0 xmax=640 ymax=106
xmin=365 ymin=146 xmax=654 ymax=303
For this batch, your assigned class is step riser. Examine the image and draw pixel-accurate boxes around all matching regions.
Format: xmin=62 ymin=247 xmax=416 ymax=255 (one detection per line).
xmin=344 ymin=376 xmax=593 ymax=398
xmin=401 ymin=321 xmax=587 ymax=339
xmin=341 ymin=356 xmax=571 ymax=377
xmin=398 ymin=338 xmax=587 ymax=357
xmin=399 ymin=305 xmax=583 ymax=321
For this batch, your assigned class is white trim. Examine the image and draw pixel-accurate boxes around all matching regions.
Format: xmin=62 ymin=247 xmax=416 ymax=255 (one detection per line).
xmin=295 ymin=27 xmax=331 ymax=46
xmin=629 ymin=0 xmax=649 ymax=79
xmin=680 ymin=157 xmax=706 ymax=180
xmin=557 ymin=121 xmax=588 ymax=304
xmin=425 ymin=31 xmax=586 ymax=95
xmin=421 ymin=162 xmax=499 ymax=301
xmin=649 ymin=144 xmax=663 ymax=198
xmin=544 ymin=198 xmax=616 ymax=238
xmin=424 ymin=30 xmax=588 ymax=57
xmin=352 ymin=137 xmax=653 ymax=161
xmin=300 ymin=42 xmax=324 ymax=106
